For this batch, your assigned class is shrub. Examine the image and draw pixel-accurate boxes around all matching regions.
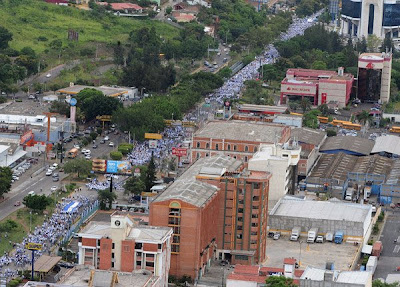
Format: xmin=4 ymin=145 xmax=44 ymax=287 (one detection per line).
xmin=37 ymin=36 xmax=48 ymax=42
xmin=326 ymin=129 xmax=337 ymax=137
xmin=110 ymin=151 xmax=123 ymax=160
xmin=118 ymin=143 xmax=133 ymax=155
xmin=372 ymin=223 xmax=379 ymax=234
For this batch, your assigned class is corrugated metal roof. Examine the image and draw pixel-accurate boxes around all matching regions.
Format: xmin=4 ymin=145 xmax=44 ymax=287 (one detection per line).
xmin=270 ymin=198 xmax=371 ymax=222
xmin=320 ymin=136 xmax=374 ymax=155
xmin=371 ymin=135 xmax=400 ymax=155
xmin=336 ymin=271 xmax=370 ymax=284
xmin=291 ymin=127 xmax=327 ymax=147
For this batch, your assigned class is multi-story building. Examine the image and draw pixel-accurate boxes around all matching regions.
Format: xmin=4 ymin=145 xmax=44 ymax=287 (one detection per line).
xmin=77 ymin=211 xmax=173 ymax=287
xmin=191 ymin=120 xmax=291 ymax=163
xmin=247 ymin=142 xmax=301 ymax=205
xmin=341 ymin=0 xmax=400 ymax=47
xmin=150 ymin=155 xmax=271 ymax=281
xmin=358 ymin=52 xmax=392 ymax=103
xmin=280 ymin=68 xmax=354 ymax=108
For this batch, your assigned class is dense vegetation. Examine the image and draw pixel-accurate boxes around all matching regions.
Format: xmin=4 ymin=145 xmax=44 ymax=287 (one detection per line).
xmin=113 ymin=72 xmax=223 ymax=140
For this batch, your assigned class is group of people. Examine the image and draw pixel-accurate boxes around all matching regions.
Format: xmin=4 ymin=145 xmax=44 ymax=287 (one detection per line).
xmin=126 ymin=126 xmax=187 ymax=167
xmin=0 ymin=196 xmax=95 ymax=276
xmin=86 ymin=176 xmax=124 ymax=191
xmin=207 ymin=11 xmax=323 ymax=105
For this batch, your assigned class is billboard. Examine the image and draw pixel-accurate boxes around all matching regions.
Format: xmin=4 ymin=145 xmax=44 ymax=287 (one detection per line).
xmin=106 ymin=160 xmax=132 ymax=174
xmin=92 ymin=159 xmax=107 ymax=172
xmin=149 ymin=140 xmax=158 ymax=148
xmin=172 ymin=147 xmax=188 ymax=157
xmin=25 ymin=243 xmax=42 ymax=250
xmin=145 ymin=133 xmax=162 ymax=140
xmin=20 ymin=130 xmax=33 ymax=145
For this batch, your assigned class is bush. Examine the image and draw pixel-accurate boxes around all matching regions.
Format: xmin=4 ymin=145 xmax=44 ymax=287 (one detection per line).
xmin=110 ymin=151 xmax=123 ymax=160
xmin=37 ymin=36 xmax=48 ymax=42
xmin=80 ymin=47 xmax=95 ymax=57
xmin=0 ymin=219 xmax=18 ymax=232
xmin=118 ymin=143 xmax=133 ymax=155
xmin=378 ymin=213 xmax=384 ymax=222
xmin=372 ymin=223 xmax=379 ymax=234
xmin=326 ymin=129 xmax=337 ymax=137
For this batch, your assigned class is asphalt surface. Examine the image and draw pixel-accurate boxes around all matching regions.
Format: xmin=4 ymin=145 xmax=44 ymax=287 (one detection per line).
xmin=375 ymin=211 xmax=400 ymax=280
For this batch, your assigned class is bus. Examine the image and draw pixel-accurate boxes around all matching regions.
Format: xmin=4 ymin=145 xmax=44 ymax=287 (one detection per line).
xmin=67 ymin=148 xmax=79 ymax=158
xmin=342 ymin=122 xmax=361 ymax=131
xmin=390 ymin=126 xmax=400 ymax=133
xmin=290 ymin=112 xmax=303 ymax=116
xmin=317 ymin=116 xmax=329 ymax=124
xmin=330 ymin=119 xmax=350 ymax=127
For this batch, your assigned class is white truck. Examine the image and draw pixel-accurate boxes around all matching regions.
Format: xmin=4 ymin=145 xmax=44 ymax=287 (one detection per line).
xmin=290 ymin=227 xmax=301 ymax=241
xmin=345 ymin=187 xmax=355 ymax=201
xmin=366 ymin=256 xmax=378 ymax=274
xmin=307 ymin=228 xmax=319 ymax=243
xmin=325 ymin=232 xmax=334 ymax=242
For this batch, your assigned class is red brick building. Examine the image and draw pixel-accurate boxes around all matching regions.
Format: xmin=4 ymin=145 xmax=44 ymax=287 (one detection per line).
xmin=77 ymin=211 xmax=173 ymax=286
xmin=150 ymin=155 xmax=271 ymax=282
xmin=191 ymin=120 xmax=291 ymax=163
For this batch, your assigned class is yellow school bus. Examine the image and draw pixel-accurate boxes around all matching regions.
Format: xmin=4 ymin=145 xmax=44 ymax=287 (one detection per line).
xmin=390 ymin=126 xmax=400 ymax=133
xmin=317 ymin=116 xmax=329 ymax=124
xmin=342 ymin=122 xmax=361 ymax=131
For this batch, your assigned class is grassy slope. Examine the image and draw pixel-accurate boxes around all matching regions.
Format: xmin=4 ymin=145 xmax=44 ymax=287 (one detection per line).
xmin=0 ymin=0 xmax=178 ymax=53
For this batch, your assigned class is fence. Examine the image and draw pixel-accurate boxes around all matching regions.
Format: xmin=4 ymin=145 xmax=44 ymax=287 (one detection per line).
xmin=60 ymin=201 xmax=99 ymax=246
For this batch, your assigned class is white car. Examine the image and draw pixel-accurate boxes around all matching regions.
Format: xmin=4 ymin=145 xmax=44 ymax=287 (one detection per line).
xmin=81 ymin=148 xmax=88 ymax=154
xmin=84 ymin=150 xmax=91 ymax=155
xmin=46 ymin=73 xmax=51 ymax=78
xmin=85 ymin=155 xmax=91 ymax=160
xmin=104 ymin=136 xmax=109 ymax=141
xmin=50 ymin=186 xmax=58 ymax=192
xmin=73 ymin=144 xmax=80 ymax=149
xmin=109 ymin=142 xmax=114 ymax=147
xmin=52 ymin=163 xmax=58 ymax=168
xmin=49 ymin=166 xmax=56 ymax=171
xmin=46 ymin=170 xmax=53 ymax=176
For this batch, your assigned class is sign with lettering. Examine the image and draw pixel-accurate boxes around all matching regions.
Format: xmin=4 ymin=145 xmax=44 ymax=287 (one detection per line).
xmin=25 ymin=243 xmax=42 ymax=250
xmin=172 ymin=147 xmax=187 ymax=157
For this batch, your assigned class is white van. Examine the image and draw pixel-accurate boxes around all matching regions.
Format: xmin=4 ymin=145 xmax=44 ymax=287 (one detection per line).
xmin=28 ymin=191 xmax=35 ymax=196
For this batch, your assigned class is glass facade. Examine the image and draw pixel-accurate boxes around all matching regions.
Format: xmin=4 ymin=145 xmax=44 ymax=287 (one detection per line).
xmin=368 ymin=4 xmax=375 ymax=35
xmin=383 ymin=4 xmax=400 ymax=27
xmin=342 ymin=0 xmax=361 ymax=18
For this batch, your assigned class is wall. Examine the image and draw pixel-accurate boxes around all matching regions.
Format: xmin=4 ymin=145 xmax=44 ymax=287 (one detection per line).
xmin=227 ymin=279 xmax=258 ymax=287
xmin=319 ymin=81 xmax=348 ymax=108
xmin=268 ymin=215 xmax=366 ymax=237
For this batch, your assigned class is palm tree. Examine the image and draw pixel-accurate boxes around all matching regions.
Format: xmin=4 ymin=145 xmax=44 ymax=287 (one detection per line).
xmin=356 ymin=110 xmax=373 ymax=126
xmin=300 ymin=98 xmax=311 ymax=113
xmin=98 ymin=189 xmax=117 ymax=210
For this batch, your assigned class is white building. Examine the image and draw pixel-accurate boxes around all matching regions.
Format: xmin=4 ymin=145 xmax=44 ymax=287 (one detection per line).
xmin=77 ymin=211 xmax=172 ymax=287
xmin=248 ymin=142 xmax=301 ymax=205
xmin=300 ymin=266 xmax=372 ymax=287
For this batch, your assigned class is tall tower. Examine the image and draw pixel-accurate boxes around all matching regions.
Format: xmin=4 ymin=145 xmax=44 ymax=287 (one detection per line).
xmin=359 ymin=0 xmax=384 ymax=38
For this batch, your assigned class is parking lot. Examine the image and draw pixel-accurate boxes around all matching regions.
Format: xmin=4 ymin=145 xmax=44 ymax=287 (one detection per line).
xmin=264 ymin=236 xmax=359 ymax=270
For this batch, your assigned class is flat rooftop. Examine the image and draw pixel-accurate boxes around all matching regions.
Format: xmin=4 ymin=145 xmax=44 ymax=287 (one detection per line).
xmin=79 ymin=221 xmax=171 ymax=242
xmin=57 ymin=85 xmax=129 ymax=97
xmin=194 ymin=120 xmax=287 ymax=143
xmin=300 ymin=267 xmax=371 ymax=285
xmin=153 ymin=155 xmax=242 ymax=207
xmin=270 ymin=198 xmax=371 ymax=223
xmin=371 ymin=135 xmax=400 ymax=156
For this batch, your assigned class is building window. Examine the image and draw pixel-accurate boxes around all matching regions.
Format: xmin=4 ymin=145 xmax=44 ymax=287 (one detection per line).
xmin=136 ymin=261 xmax=141 ymax=266
xmin=251 ymin=222 xmax=258 ymax=227
xmin=238 ymin=225 xmax=243 ymax=231
xmin=169 ymin=201 xmax=181 ymax=254
xmin=112 ymin=243 xmax=115 ymax=249
xmin=112 ymin=253 xmax=115 ymax=259
xmin=197 ymin=153 xmax=200 ymax=159
xmin=368 ymin=4 xmax=375 ymax=35
xmin=250 ymin=240 xmax=257 ymax=245
xmin=254 ymin=146 xmax=257 ymax=152
xmin=251 ymin=231 xmax=257 ymax=236
xmin=238 ymin=217 xmax=243 ymax=222
xmin=238 ymin=208 xmax=244 ymax=213
xmin=206 ymin=143 xmax=210 ymax=149
xmin=253 ymin=196 xmax=259 ymax=201
xmin=111 ymin=262 xmax=115 ymax=268
xmin=236 ymin=234 xmax=242 ymax=239
xmin=158 ymin=244 xmax=162 ymax=250
xmin=234 ymin=145 xmax=237 ymax=151
xmin=244 ymin=156 xmax=248 ymax=162
xmin=253 ymin=183 xmax=260 ymax=189
xmin=235 ymin=255 xmax=248 ymax=261
xmin=135 ymin=243 xmax=143 ymax=249
xmin=146 ymin=261 xmax=155 ymax=267
xmin=196 ymin=142 xmax=200 ymax=148
xmin=215 ymin=144 xmax=219 ymax=150
xmin=238 ymin=199 xmax=244 ymax=204
xmin=252 ymin=214 xmax=258 ymax=219
xmin=245 ymin=146 xmax=249 ymax=152
xmin=206 ymin=153 xmax=209 ymax=157
xmin=227 ymin=144 xmax=231 ymax=150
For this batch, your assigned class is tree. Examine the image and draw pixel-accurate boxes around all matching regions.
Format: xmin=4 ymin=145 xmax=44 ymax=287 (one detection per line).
xmin=318 ymin=104 xmax=329 ymax=116
xmin=110 ymin=151 xmax=123 ymax=160
xmin=49 ymin=101 xmax=70 ymax=117
xmin=311 ymin=60 xmax=327 ymax=70
xmin=300 ymin=98 xmax=312 ymax=113
xmin=367 ymin=35 xmax=381 ymax=52
xmin=262 ymin=65 xmax=278 ymax=83
xmin=124 ymin=176 xmax=146 ymax=195
xmin=303 ymin=110 xmax=321 ymax=129
xmin=64 ymin=158 xmax=92 ymax=178
xmin=0 ymin=26 xmax=12 ymax=50
xmin=265 ymin=275 xmax=296 ymax=287
xmin=23 ymin=194 xmax=52 ymax=213
xmin=98 ymin=189 xmax=117 ymax=210
xmin=326 ymin=129 xmax=337 ymax=137
xmin=144 ymin=155 xmax=156 ymax=192
xmin=357 ymin=110 xmax=373 ymax=126
xmin=114 ymin=41 xmax=124 ymax=66
xmin=166 ymin=6 xmax=172 ymax=14
xmin=0 ymin=167 xmax=12 ymax=198
xmin=372 ymin=280 xmax=398 ymax=287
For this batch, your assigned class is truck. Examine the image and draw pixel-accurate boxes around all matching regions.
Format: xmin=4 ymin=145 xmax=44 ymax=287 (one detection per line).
xmin=366 ymin=256 xmax=378 ymax=274
xmin=372 ymin=241 xmax=383 ymax=258
xmin=307 ymin=228 xmax=319 ymax=243
xmin=345 ymin=187 xmax=354 ymax=201
xmin=325 ymin=232 xmax=334 ymax=242
xmin=364 ymin=186 xmax=371 ymax=199
xmin=334 ymin=231 xmax=344 ymax=244
xmin=290 ymin=227 xmax=301 ymax=241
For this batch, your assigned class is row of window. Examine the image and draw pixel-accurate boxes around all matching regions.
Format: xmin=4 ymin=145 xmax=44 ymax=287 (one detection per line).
xmin=196 ymin=152 xmax=248 ymax=162
xmin=195 ymin=142 xmax=257 ymax=152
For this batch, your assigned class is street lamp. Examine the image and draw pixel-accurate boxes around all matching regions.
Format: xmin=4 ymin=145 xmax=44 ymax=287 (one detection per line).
xmin=298 ymin=240 xmax=303 ymax=267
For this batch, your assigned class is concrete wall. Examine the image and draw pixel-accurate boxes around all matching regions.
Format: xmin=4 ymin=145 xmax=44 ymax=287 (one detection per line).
xmin=227 ymin=279 xmax=258 ymax=287
xmin=382 ymin=112 xmax=400 ymax=123
xmin=268 ymin=215 xmax=365 ymax=237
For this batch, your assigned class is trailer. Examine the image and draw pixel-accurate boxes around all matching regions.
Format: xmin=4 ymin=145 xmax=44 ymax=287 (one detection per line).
xmin=366 ymin=256 xmax=378 ymax=275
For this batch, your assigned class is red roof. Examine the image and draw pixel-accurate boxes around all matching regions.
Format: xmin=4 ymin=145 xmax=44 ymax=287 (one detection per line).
xmin=232 ymin=265 xmax=260 ymax=275
xmin=45 ymin=0 xmax=68 ymax=3
xmin=284 ymin=258 xmax=297 ymax=265
xmin=228 ymin=273 xmax=266 ymax=283
xmin=110 ymin=3 xmax=143 ymax=10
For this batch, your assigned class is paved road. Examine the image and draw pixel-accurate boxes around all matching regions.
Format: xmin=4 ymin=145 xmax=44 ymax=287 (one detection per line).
xmin=375 ymin=211 xmax=400 ymax=280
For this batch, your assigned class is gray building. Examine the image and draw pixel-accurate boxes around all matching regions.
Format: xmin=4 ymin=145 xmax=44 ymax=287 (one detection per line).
xmin=268 ymin=197 xmax=372 ymax=238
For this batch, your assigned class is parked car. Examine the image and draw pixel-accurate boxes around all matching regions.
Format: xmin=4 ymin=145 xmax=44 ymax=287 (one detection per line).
xmin=14 ymin=201 xmax=21 ymax=206
xmin=273 ymin=232 xmax=281 ymax=240
xmin=92 ymin=144 xmax=98 ymax=149
xmin=100 ymin=139 xmax=105 ymax=144
xmin=50 ymin=186 xmax=58 ymax=192
xmin=46 ymin=170 xmax=53 ymax=176
xmin=316 ymin=235 xmax=324 ymax=243
xmin=109 ymin=142 xmax=114 ymax=147
xmin=104 ymin=136 xmax=109 ymax=141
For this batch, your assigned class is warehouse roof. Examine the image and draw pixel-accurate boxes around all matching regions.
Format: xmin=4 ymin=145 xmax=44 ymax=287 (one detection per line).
xmin=371 ymin=135 xmax=400 ymax=155
xmin=336 ymin=271 xmax=371 ymax=284
xmin=270 ymin=198 xmax=371 ymax=222
xmin=194 ymin=120 xmax=287 ymax=143
xmin=320 ymin=136 xmax=374 ymax=155
xmin=291 ymin=127 xmax=326 ymax=147
xmin=153 ymin=155 xmax=242 ymax=207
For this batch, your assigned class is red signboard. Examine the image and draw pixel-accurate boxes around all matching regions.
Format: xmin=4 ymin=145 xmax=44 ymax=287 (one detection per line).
xmin=20 ymin=130 xmax=33 ymax=145
xmin=321 ymin=93 xmax=327 ymax=104
xmin=172 ymin=147 xmax=187 ymax=157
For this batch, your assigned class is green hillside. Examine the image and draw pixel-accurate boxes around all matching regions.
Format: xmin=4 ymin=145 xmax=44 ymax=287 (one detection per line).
xmin=0 ymin=0 xmax=178 ymax=53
